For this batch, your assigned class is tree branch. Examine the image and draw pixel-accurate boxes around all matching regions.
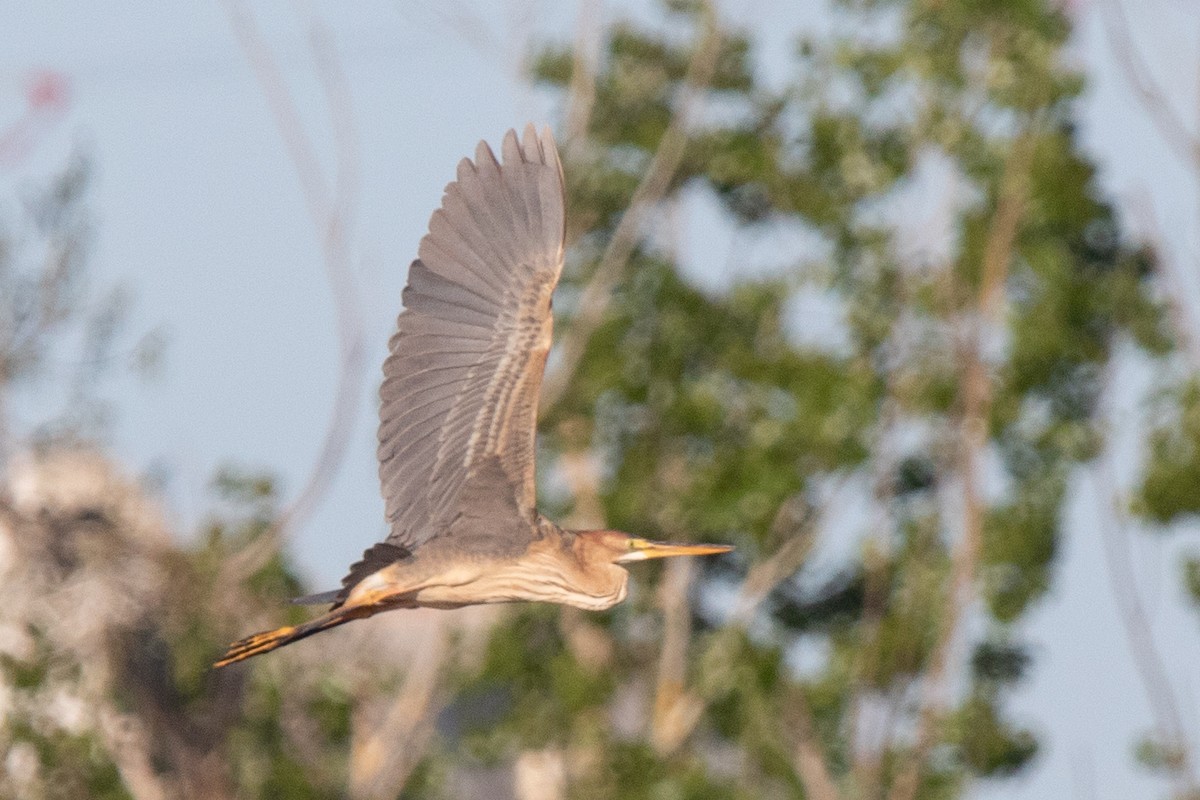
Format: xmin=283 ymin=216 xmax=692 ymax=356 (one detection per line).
xmin=726 ymin=482 xmax=849 ymax=799
xmin=887 ymin=129 xmax=1036 ymax=800
xmin=651 ymin=556 xmax=703 ymax=755
xmin=728 ymin=488 xmax=835 ymax=626
xmin=564 ymin=0 xmax=603 ymax=149
xmin=95 ymin=704 xmax=171 ymax=800
xmin=539 ymin=1 xmax=724 ymax=415
xmin=1102 ymin=0 xmax=1200 ymax=174
xmin=1093 ymin=371 xmax=1199 ymax=794
xmin=1125 ymin=188 xmax=1200 ymax=371
xmin=792 ymin=688 xmax=842 ymax=800
xmin=217 ymin=0 xmax=366 ymax=583
xmin=348 ymin=623 xmax=448 ymax=800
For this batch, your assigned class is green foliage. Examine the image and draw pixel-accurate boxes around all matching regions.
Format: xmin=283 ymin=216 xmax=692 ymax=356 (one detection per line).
xmin=971 ymin=640 xmax=1031 ymax=685
xmin=1185 ymin=557 xmax=1200 ymax=607
xmin=186 ymin=473 xmax=353 ymax=799
xmin=445 ymin=0 xmax=1167 ymax=796
xmin=568 ymin=740 xmax=740 ymax=800
xmin=0 ymin=627 xmax=130 ymax=800
xmin=981 ymin=478 xmax=1060 ymax=622
xmin=0 ymin=458 xmax=354 ymax=800
xmin=455 ymin=607 xmax=615 ymax=753
xmin=549 ymin=260 xmax=874 ymax=544
xmin=949 ymin=695 xmax=1037 ymax=776
xmin=1139 ymin=381 xmax=1200 ymax=524
xmin=7 ymin=721 xmax=131 ymax=800
xmin=0 ymin=151 xmax=162 ymax=444
xmin=1135 ymin=734 xmax=1190 ymax=774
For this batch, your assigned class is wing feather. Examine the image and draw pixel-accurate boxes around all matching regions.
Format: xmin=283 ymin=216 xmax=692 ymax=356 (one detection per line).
xmin=374 ymin=126 xmax=564 ymax=554
xmin=423 ymin=220 xmax=507 ymax=297
xmin=405 ymin=261 xmax=500 ymax=319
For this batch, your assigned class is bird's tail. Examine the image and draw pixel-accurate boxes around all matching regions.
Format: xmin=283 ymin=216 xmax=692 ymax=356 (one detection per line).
xmin=213 ymin=606 xmax=371 ymax=668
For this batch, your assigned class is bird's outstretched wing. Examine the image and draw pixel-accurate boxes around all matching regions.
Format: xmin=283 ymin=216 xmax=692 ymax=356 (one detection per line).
xmin=376 ymin=125 xmax=565 ymax=554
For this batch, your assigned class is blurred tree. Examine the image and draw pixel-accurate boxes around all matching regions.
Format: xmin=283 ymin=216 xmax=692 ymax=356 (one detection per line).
xmin=1101 ymin=0 xmax=1200 ymax=795
xmin=408 ymin=1 xmax=1168 ymax=799
xmin=0 ymin=447 xmax=365 ymax=800
xmin=0 ymin=161 xmax=354 ymax=799
xmin=0 ymin=1 xmax=1182 ymax=799
xmin=0 ymin=154 xmax=163 ymax=456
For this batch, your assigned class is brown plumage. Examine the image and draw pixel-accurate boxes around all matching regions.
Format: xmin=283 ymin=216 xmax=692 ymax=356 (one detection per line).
xmin=215 ymin=126 xmax=730 ymax=668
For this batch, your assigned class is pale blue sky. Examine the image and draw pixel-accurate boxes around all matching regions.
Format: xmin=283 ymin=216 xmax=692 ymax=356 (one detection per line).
xmin=2 ymin=2 xmax=1199 ymax=798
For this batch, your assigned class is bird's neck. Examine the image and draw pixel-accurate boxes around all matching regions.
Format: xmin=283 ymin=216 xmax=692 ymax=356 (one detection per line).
xmin=526 ymin=521 xmax=629 ymax=610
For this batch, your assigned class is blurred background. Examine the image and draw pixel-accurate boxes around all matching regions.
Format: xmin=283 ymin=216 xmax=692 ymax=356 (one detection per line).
xmin=2 ymin=0 xmax=1199 ymax=798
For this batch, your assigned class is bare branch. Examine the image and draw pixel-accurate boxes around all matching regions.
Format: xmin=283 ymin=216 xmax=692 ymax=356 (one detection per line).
xmin=1103 ymin=0 xmax=1200 ymax=374
xmin=564 ymin=0 xmax=603 ymax=148
xmin=217 ymin=0 xmax=366 ymax=583
xmin=1102 ymin=0 xmax=1200 ymax=174
xmin=348 ymin=624 xmax=449 ymax=800
xmin=651 ymin=557 xmax=702 ymax=755
xmin=1093 ymin=371 xmax=1199 ymax=794
xmin=219 ymin=0 xmax=330 ymax=224
xmin=539 ymin=1 xmax=724 ymax=414
xmin=275 ymin=0 xmax=367 ymax=555
xmin=1098 ymin=14 xmax=1200 ymax=786
xmin=95 ymin=705 xmax=170 ymax=800
xmin=514 ymin=749 xmax=567 ymax=800
xmin=887 ymin=129 xmax=1037 ymax=800
xmin=728 ymin=489 xmax=833 ymax=626
xmin=792 ymin=689 xmax=842 ymax=800
xmin=0 ymin=70 xmax=71 ymax=170
xmin=723 ymin=483 xmax=848 ymax=798
xmin=1125 ymin=188 xmax=1200 ymax=371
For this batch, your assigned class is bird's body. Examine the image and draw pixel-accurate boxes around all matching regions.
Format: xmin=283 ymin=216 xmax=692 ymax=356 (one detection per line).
xmin=215 ymin=126 xmax=730 ymax=668
xmin=349 ymin=520 xmax=629 ymax=612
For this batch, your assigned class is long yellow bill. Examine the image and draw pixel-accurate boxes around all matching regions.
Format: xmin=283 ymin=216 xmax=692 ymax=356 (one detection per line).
xmin=617 ymin=539 xmax=734 ymax=563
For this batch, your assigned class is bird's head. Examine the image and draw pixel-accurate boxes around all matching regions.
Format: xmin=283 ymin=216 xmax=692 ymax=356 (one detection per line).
xmin=576 ymin=529 xmax=733 ymax=566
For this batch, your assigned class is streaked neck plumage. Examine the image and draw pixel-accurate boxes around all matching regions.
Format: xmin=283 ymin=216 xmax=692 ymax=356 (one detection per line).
xmin=527 ymin=519 xmax=630 ymax=610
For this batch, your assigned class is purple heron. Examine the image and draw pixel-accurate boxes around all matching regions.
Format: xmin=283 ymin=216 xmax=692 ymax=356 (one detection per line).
xmin=214 ymin=126 xmax=731 ymax=668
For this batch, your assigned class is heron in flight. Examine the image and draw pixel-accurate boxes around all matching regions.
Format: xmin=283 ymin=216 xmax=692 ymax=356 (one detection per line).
xmin=215 ymin=126 xmax=731 ymax=668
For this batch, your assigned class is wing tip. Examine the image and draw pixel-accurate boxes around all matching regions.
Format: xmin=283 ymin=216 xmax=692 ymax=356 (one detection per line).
xmin=475 ymin=139 xmax=500 ymax=174
xmin=503 ymin=128 xmax=523 ymax=165
xmin=463 ymin=126 xmax=558 ymax=182
xmin=521 ymin=123 xmax=540 ymax=163
xmin=480 ymin=124 xmax=560 ymax=171
xmin=541 ymin=125 xmax=563 ymax=190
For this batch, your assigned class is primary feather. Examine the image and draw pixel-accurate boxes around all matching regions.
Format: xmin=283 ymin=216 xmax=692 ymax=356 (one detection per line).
xmin=376 ymin=125 xmax=565 ymax=557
